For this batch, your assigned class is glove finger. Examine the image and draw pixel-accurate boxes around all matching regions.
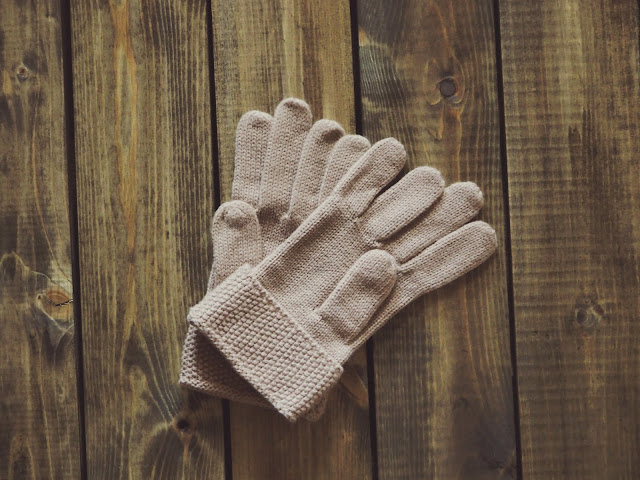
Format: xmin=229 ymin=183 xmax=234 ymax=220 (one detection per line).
xmin=231 ymin=111 xmax=274 ymax=206
xmin=399 ymin=221 xmax=497 ymax=297
xmin=288 ymin=119 xmax=345 ymax=224
xmin=315 ymin=249 xmax=397 ymax=341
xmin=384 ymin=182 xmax=484 ymax=263
xmin=358 ymin=166 xmax=444 ymax=241
xmin=210 ymin=200 xmax=262 ymax=287
xmin=319 ymin=135 xmax=371 ymax=202
xmin=346 ymin=221 xmax=497 ymax=356
xmin=259 ymin=98 xmax=313 ymax=216
xmin=334 ymin=138 xmax=406 ymax=216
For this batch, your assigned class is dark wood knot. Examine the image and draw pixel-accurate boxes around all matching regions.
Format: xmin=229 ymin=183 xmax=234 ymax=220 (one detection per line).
xmin=16 ymin=65 xmax=29 ymax=81
xmin=574 ymin=296 xmax=605 ymax=330
xmin=438 ymin=77 xmax=457 ymax=98
xmin=175 ymin=418 xmax=190 ymax=433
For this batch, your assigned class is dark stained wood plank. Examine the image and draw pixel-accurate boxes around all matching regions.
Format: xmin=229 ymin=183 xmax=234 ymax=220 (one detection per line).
xmin=0 ymin=1 xmax=81 ymax=478
xmin=210 ymin=1 xmax=372 ymax=479
xmin=211 ymin=0 xmax=358 ymax=191
xmin=70 ymin=1 xmax=224 ymax=478
xmin=499 ymin=0 xmax=640 ymax=477
xmin=357 ymin=1 xmax=516 ymax=478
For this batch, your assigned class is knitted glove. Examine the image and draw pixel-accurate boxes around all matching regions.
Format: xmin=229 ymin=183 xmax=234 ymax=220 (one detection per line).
xmin=179 ymin=98 xmax=369 ymax=417
xmin=188 ymin=137 xmax=498 ymax=421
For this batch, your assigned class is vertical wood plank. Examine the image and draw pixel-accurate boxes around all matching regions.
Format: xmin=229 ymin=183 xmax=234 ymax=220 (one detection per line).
xmin=499 ymin=1 xmax=640 ymax=477
xmin=70 ymin=1 xmax=224 ymax=477
xmin=0 ymin=1 xmax=81 ymax=478
xmin=357 ymin=1 xmax=516 ymax=478
xmin=210 ymin=1 xmax=373 ymax=479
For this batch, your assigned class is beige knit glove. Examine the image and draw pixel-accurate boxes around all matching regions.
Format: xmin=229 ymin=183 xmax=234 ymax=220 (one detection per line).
xmin=179 ymin=98 xmax=368 ymax=417
xmin=188 ymin=137 xmax=498 ymax=421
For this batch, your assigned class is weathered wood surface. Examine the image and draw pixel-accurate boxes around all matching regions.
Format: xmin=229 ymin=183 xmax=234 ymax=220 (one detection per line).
xmin=358 ymin=0 xmax=516 ymax=478
xmin=69 ymin=0 xmax=224 ymax=478
xmin=499 ymin=0 xmax=640 ymax=478
xmin=210 ymin=1 xmax=373 ymax=479
xmin=0 ymin=1 xmax=80 ymax=478
xmin=2 ymin=0 xmax=640 ymax=478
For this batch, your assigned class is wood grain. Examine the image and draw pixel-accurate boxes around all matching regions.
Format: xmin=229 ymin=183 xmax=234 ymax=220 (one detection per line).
xmin=499 ymin=0 xmax=640 ymax=477
xmin=0 ymin=1 xmax=81 ymax=478
xmin=210 ymin=1 xmax=372 ymax=479
xmin=357 ymin=1 xmax=516 ymax=478
xmin=70 ymin=1 xmax=224 ymax=477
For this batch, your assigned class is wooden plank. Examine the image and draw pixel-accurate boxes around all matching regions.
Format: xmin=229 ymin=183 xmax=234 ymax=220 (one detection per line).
xmin=499 ymin=0 xmax=640 ymax=477
xmin=70 ymin=1 xmax=224 ymax=478
xmin=357 ymin=1 xmax=516 ymax=478
xmin=0 ymin=1 xmax=81 ymax=478
xmin=210 ymin=1 xmax=372 ymax=478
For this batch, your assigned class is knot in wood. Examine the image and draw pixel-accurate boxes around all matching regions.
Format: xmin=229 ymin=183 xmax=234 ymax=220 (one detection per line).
xmin=438 ymin=77 xmax=457 ymax=98
xmin=175 ymin=418 xmax=190 ymax=433
xmin=574 ymin=296 xmax=604 ymax=330
xmin=16 ymin=65 xmax=29 ymax=81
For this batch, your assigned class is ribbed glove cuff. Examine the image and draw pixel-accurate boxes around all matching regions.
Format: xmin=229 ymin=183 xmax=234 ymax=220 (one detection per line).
xmin=188 ymin=265 xmax=343 ymax=421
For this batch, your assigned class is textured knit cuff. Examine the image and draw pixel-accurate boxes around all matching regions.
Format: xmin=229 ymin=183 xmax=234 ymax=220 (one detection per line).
xmin=188 ymin=265 xmax=343 ymax=421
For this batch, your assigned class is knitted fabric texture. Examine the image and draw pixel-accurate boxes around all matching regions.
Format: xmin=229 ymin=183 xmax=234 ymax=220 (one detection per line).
xmin=190 ymin=136 xmax=498 ymax=420
xmin=180 ymin=98 xmax=369 ymax=418
xmin=189 ymin=265 xmax=343 ymax=421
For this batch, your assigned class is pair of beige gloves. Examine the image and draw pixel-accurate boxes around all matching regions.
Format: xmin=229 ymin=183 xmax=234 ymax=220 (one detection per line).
xmin=179 ymin=98 xmax=497 ymax=422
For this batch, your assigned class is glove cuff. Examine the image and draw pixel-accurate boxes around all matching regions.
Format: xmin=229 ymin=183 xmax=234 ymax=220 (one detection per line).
xmin=188 ymin=265 xmax=343 ymax=421
xmin=179 ymin=327 xmax=267 ymax=405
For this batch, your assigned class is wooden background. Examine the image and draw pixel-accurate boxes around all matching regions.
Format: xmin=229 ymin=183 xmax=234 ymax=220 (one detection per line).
xmin=1 ymin=0 xmax=638 ymax=479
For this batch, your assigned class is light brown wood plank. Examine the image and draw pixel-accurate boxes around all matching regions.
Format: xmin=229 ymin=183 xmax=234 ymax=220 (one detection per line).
xmin=70 ymin=1 xmax=224 ymax=477
xmin=210 ymin=1 xmax=372 ymax=478
xmin=499 ymin=0 xmax=640 ymax=477
xmin=0 ymin=1 xmax=81 ymax=478
xmin=357 ymin=1 xmax=516 ymax=478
